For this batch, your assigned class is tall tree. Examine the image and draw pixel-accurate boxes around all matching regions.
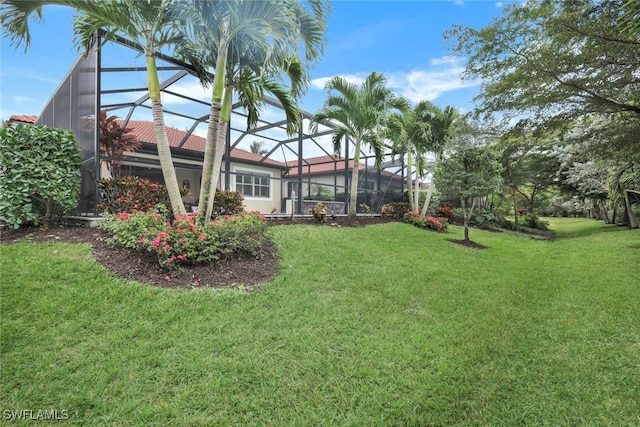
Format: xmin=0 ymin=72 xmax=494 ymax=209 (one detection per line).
xmin=387 ymin=100 xmax=433 ymax=212
xmin=1 ymin=0 xmax=198 ymax=217
xmin=178 ymin=0 xmax=329 ymax=225
xmin=310 ymin=72 xmax=408 ymax=217
xmin=445 ymin=0 xmax=640 ymax=159
xmin=435 ymin=121 xmax=502 ymax=243
xmin=420 ymin=104 xmax=458 ymax=216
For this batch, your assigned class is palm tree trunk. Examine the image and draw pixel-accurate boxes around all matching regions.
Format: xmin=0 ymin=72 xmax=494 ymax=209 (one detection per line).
xmin=197 ymin=26 xmax=229 ymax=226
xmin=421 ymin=152 xmax=440 ymax=216
xmin=406 ymin=152 xmax=414 ymax=211
xmin=414 ymin=171 xmax=420 ymax=212
xmin=204 ymin=84 xmax=233 ymax=221
xmin=197 ymin=105 xmax=221 ymax=225
xmin=420 ymin=179 xmax=433 ymax=216
xmin=348 ymin=140 xmax=362 ymax=218
xmin=147 ymin=54 xmax=186 ymax=218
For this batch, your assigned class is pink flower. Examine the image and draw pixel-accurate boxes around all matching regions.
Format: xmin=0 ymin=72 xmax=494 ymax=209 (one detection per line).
xmin=164 ymin=275 xmax=171 ymax=281
xmin=193 ymin=280 xmax=200 ymax=287
xmin=116 ymin=212 xmax=130 ymax=221
xmin=152 ymin=239 xmax=160 ymax=248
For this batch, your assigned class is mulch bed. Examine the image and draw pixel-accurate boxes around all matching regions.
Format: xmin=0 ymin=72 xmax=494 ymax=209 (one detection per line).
xmin=1 ymin=216 xmax=398 ymax=289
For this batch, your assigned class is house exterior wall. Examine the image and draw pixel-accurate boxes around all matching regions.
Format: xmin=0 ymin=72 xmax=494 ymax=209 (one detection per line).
xmin=119 ymin=153 xmax=285 ymax=214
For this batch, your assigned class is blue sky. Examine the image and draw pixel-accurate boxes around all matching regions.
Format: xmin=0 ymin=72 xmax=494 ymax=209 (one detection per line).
xmin=0 ymin=0 xmax=509 ymax=124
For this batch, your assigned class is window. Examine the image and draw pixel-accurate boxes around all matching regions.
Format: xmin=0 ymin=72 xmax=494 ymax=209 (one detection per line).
xmin=235 ymin=171 xmax=270 ymax=198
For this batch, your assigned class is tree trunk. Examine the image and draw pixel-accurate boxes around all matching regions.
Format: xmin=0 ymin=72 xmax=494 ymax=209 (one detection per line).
xmin=197 ymin=27 xmax=229 ymax=226
xmin=406 ymin=152 xmax=414 ymax=211
xmin=205 ymin=111 xmax=230 ymax=219
xmin=348 ymin=140 xmax=361 ymax=218
xmin=421 ymin=179 xmax=433 ymax=216
xmin=197 ymin=102 xmax=221 ymax=225
xmin=462 ymin=197 xmax=470 ymax=242
xmin=623 ymin=190 xmax=639 ymax=228
xmin=414 ymin=172 xmax=420 ymax=212
xmin=421 ymin=152 xmax=440 ymax=216
xmin=600 ymin=200 xmax=610 ymax=223
xmin=512 ymin=186 xmax=519 ymax=231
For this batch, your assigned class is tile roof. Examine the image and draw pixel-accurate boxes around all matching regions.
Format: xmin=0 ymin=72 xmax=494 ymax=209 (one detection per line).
xmin=286 ymin=154 xmax=363 ymax=176
xmin=124 ymin=120 xmax=285 ymax=167
xmin=8 ymin=115 xmax=38 ymax=124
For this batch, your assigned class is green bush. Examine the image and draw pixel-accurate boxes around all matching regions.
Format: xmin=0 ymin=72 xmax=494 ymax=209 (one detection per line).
xmin=463 ymin=209 xmax=514 ymax=230
xmin=311 ymin=202 xmax=329 ymax=223
xmin=97 ymin=176 xmax=184 ymax=214
xmin=100 ymin=210 xmax=269 ymax=269
xmin=211 ymin=190 xmax=244 ymax=217
xmin=403 ymin=211 xmax=447 ymax=232
xmin=380 ymin=202 xmax=410 ymax=218
xmin=0 ymin=124 xmax=81 ymax=228
xmin=520 ymin=213 xmax=549 ymax=231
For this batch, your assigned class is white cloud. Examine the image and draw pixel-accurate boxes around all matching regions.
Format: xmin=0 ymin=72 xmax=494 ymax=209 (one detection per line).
xmin=161 ymin=80 xmax=211 ymax=105
xmin=495 ymin=2 xmax=505 ymax=7
xmin=387 ymin=68 xmax=479 ymax=104
xmin=310 ymin=73 xmax=367 ymax=90
xmin=309 ymin=56 xmax=479 ymax=106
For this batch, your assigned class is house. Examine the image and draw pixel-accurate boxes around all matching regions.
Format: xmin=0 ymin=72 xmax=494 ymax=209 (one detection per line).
xmin=21 ymin=31 xmax=410 ymax=216
xmin=109 ymin=120 xmax=289 ymax=214
xmin=285 ymin=154 xmax=406 ymax=213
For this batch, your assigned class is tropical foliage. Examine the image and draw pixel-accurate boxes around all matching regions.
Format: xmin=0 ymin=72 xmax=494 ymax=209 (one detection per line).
xmin=435 ymin=121 xmax=502 ymax=242
xmin=311 ymin=72 xmax=408 ymax=217
xmin=100 ymin=210 xmax=269 ymax=269
xmin=0 ymin=124 xmax=81 ymax=228
xmin=176 ymin=0 xmax=329 ymax=226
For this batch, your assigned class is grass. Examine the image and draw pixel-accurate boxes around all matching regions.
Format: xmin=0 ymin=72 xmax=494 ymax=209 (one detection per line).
xmin=1 ymin=218 xmax=639 ymax=425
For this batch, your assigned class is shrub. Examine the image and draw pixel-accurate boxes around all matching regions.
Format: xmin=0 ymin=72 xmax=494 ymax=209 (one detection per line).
xmin=380 ymin=202 xmax=410 ymax=218
xmin=100 ymin=210 xmax=269 ymax=269
xmin=311 ymin=202 xmax=328 ymax=223
xmin=211 ymin=190 xmax=244 ymax=217
xmin=97 ymin=176 xmax=187 ymax=215
xmin=0 ymin=124 xmax=81 ymax=228
xmin=520 ymin=213 xmax=549 ymax=231
xmin=436 ymin=202 xmax=456 ymax=221
xmin=403 ymin=211 xmax=447 ymax=232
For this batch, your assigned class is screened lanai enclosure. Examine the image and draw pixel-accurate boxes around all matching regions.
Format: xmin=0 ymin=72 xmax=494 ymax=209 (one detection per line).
xmin=37 ymin=30 xmax=411 ymax=216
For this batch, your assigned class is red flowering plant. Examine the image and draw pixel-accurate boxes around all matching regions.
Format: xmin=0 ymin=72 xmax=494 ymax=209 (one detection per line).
xmin=100 ymin=209 xmax=269 ymax=269
xmin=436 ymin=202 xmax=456 ymax=222
xmin=403 ymin=211 xmax=447 ymax=232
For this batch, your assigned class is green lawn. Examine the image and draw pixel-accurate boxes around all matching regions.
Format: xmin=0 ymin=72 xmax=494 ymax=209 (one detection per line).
xmin=1 ymin=218 xmax=639 ymax=425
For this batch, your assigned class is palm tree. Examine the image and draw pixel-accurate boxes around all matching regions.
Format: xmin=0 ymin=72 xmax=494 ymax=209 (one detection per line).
xmin=387 ymin=101 xmax=434 ymax=211
xmin=420 ymin=104 xmax=458 ymax=216
xmin=177 ymin=0 xmax=329 ymax=225
xmin=311 ymin=72 xmax=408 ymax=217
xmin=1 ymin=0 xmax=194 ymax=217
xmin=249 ymin=141 xmax=268 ymax=156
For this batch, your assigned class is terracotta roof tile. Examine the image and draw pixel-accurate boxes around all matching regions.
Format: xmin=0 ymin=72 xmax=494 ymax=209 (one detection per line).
xmin=124 ymin=120 xmax=285 ymax=167
xmin=8 ymin=115 xmax=38 ymax=124
xmin=286 ymin=154 xmax=363 ymax=176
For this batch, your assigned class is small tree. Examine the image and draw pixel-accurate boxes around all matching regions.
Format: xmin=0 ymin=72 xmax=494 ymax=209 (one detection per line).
xmin=98 ymin=110 xmax=140 ymax=178
xmin=435 ymin=124 xmax=502 ymax=242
